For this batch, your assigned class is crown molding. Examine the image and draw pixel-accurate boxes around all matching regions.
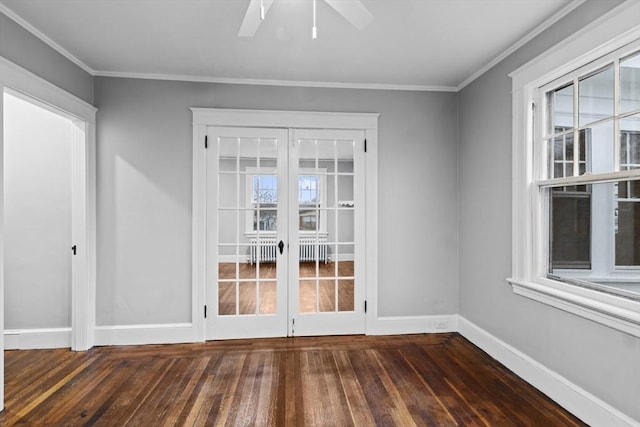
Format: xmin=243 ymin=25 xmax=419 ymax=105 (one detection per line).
xmin=1 ymin=0 xmax=591 ymax=93
xmin=0 ymin=3 xmax=95 ymax=75
xmin=93 ymin=71 xmax=458 ymax=92
xmin=457 ymin=0 xmax=587 ymax=91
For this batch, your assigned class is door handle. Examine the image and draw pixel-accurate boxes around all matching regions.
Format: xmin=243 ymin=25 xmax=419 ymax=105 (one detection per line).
xmin=72 ymin=245 xmax=77 ymax=256
xmin=278 ymin=240 xmax=285 ymax=255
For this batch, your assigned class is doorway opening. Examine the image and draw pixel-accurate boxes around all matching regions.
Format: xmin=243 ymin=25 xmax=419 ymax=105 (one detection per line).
xmin=205 ymin=126 xmax=366 ymax=339
xmin=3 ymin=89 xmax=74 ymax=349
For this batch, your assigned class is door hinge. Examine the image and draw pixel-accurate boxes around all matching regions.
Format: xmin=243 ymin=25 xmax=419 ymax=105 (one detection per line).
xmin=71 ymin=245 xmax=77 ymax=256
xmin=364 ymin=300 xmax=367 ymax=313
xmin=204 ymin=135 xmax=208 ymax=149
xmin=204 ymin=305 xmax=207 ymax=318
xmin=364 ymin=138 xmax=367 ymax=153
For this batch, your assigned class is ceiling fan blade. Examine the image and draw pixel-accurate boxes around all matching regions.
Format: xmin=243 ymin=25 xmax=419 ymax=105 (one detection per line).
xmin=238 ymin=0 xmax=274 ymax=37
xmin=323 ymin=0 xmax=373 ymax=31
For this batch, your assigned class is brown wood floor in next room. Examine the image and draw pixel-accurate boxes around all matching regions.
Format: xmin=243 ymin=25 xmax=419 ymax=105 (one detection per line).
xmin=0 ymin=334 xmax=586 ymax=426
xmin=218 ymin=261 xmax=355 ymax=315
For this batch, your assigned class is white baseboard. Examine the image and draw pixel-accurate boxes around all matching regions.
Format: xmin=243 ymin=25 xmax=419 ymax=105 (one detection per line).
xmin=367 ymin=314 xmax=458 ymax=335
xmin=458 ymin=316 xmax=639 ymax=427
xmin=94 ymin=323 xmax=198 ymax=346
xmin=4 ymin=328 xmax=72 ymax=350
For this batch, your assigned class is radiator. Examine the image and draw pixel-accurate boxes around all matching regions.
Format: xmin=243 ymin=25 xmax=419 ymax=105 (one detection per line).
xmin=249 ymin=237 xmax=328 ymax=264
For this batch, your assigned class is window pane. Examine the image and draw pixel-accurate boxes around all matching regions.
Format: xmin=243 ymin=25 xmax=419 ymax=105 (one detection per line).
xmin=546 ymin=84 xmax=573 ymax=135
xmin=253 ymin=175 xmax=277 ymax=204
xmin=254 ymin=209 xmax=277 ymax=231
xmin=620 ymin=115 xmax=640 ymax=170
xmin=547 ymin=182 xmax=640 ymax=298
xmin=579 ymin=66 xmax=614 ymax=127
xmin=219 ymin=137 xmax=238 ymax=171
xmin=299 ymin=209 xmax=318 ymax=231
xmin=615 ymin=200 xmax=640 ymax=266
xmin=620 ymin=51 xmax=640 ymax=114
xmin=299 ymin=175 xmax=319 ymax=205
xmin=582 ymin=120 xmax=614 ymax=174
xmin=549 ymin=188 xmax=591 ymax=270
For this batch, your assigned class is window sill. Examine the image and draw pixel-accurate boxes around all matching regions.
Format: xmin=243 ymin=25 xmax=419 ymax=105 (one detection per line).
xmin=507 ymin=277 xmax=640 ymax=338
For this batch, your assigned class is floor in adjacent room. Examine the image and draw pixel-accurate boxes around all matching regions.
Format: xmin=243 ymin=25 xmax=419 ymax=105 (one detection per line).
xmin=0 ymin=333 xmax=585 ymax=426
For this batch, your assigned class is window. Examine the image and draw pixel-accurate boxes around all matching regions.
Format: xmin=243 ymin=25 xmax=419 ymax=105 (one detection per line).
xmin=541 ymin=48 xmax=640 ymax=298
xmin=509 ymin=2 xmax=640 ymax=338
xmin=245 ymin=169 xmax=327 ymax=234
xmin=251 ymin=175 xmax=277 ymax=232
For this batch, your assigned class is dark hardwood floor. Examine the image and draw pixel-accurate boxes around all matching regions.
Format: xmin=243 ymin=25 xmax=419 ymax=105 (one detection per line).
xmin=1 ymin=333 xmax=586 ymax=426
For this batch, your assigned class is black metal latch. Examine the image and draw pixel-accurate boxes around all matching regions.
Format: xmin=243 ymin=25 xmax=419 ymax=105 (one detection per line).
xmin=278 ymin=240 xmax=285 ymax=255
xmin=71 ymin=245 xmax=77 ymax=255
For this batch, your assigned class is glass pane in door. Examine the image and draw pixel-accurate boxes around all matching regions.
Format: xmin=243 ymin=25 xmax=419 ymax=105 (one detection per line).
xmin=217 ymin=136 xmax=279 ymax=317
xmin=297 ymin=137 xmax=356 ymax=313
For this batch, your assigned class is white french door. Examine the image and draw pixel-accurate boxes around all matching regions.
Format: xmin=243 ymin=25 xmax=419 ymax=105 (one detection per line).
xmin=288 ymin=129 xmax=366 ymax=336
xmin=205 ymin=126 xmax=365 ymax=339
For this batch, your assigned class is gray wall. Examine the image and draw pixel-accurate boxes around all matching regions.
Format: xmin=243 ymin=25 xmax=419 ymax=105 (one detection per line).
xmin=3 ymin=91 xmax=72 ymax=329
xmin=94 ymin=77 xmax=459 ymax=324
xmin=458 ymin=0 xmax=640 ymax=420
xmin=0 ymin=12 xmax=93 ymax=104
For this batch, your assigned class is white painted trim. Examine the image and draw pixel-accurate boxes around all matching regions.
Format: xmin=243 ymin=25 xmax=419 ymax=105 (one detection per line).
xmin=510 ymin=0 xmax=640 ymax=88
xmin=4 ymin=328 xmax=72 ymax=350
xmin=94 ymin=323 xmax=196 ymax=346
xmin=509 ymin=0 xmax=640 ymax=338
xmin=94 ymin=71 xmax=457 ymax=93
xmin=192 ymin=108 xmax=379 ymax=130
xmin=458 ymin=316 xmax=640 ymax=427
xmin=0 ymin=56 xmax=97 ymax=120
xmin=0 ymin=5 xmax=95 ymax=75
xmin=457 ymin=0 xmax=586 ymax=90
xmin=1 ymin=57 xmax=97 ymax=353
xmin=192 ymin=109 xmax=378 ymax=340
xmin=0 ymin=0 xmax=590 ymax=93
xmin=509 ymin=279 xmax=640 ymax=338
xmin=366 ymin=315 xmax=458 ymax=335
xmin=0 ymin=87 xmax=4 ymax=409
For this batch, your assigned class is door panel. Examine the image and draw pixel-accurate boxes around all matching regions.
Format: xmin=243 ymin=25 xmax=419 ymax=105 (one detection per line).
xmin=206 ymin=127 xmax=366 ymax=339
xmin=206 ymin=127 xmax=288 ymax=339
xmin=289 ymin=129 xmax=366 ymax=336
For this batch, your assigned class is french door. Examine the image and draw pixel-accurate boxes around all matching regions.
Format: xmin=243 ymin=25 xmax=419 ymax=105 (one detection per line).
xmin=205 ymin=126 xmax=365 ymax=339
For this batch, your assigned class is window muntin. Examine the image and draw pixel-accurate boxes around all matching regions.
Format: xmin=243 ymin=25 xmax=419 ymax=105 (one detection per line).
xmin=539 ymin=47 xmax=640 ymax=300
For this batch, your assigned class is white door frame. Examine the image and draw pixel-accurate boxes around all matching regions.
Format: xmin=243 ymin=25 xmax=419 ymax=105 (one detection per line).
xmin=191 ymin=108 xmax=379 ymax=341
xmin=0 ymin=56 xmax=97 ymax=409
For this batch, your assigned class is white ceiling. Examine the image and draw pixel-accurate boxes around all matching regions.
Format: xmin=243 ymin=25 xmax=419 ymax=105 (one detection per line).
xmin=0 ymin=0 xmax=578 ymax=91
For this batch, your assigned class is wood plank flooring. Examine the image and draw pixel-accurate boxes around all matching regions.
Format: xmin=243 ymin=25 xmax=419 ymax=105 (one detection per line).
xmin=0 ymin=333 xmax=586 ymax=426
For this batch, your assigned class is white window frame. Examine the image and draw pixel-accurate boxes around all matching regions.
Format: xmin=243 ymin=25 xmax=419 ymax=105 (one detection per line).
xmin=508 ymin=0 xmax=640 ymax=338
xmin=244 ymin=167 xmax=328 ymax=236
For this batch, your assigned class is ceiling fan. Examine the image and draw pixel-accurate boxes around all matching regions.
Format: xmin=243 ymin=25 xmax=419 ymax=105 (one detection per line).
xmin=238 ymin=0 xmax=374 ymax=38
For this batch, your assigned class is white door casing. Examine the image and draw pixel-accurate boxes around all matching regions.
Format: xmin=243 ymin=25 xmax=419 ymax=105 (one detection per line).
xmin=191 ymin=108 xmax=379 ymax=341
xmin=0 ymin=56 xmax=97 ymax=410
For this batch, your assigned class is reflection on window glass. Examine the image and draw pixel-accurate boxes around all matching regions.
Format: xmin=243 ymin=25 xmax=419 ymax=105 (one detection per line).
xmin=548 ymin=182 xmax=640 ymax=298
xmin=620 ymin=51 xmax=640 ymax=114
xmin=546 ymin=84 xmax=573 ymax=134
xmin=252 ymin=175 xmax=277 ymax=204
xmin=299 ymin=210 xmax=317 ymax=231
xmin=579 ymin=66 xmax=614 ymax=127
xmin=549 ymin=128 xmax=588 ymax=179
xmin=549 ymin=188 xmax=592 ymax=270
xmin=299 ymin=175 xmax=319 ymax=204
xmin=253 ymin=209 xmax=277 ymax=231
xmin=616 ymin=198 xmax=640 ymax=266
